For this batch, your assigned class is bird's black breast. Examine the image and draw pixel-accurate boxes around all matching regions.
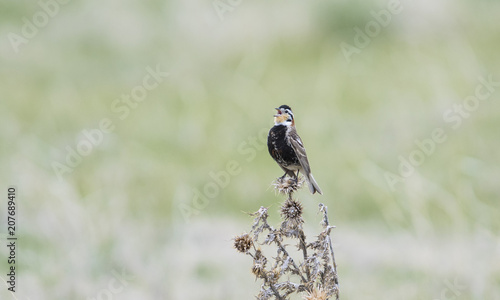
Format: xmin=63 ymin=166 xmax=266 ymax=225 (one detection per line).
xmin=267 ymin=125 xmax=299 ymax=168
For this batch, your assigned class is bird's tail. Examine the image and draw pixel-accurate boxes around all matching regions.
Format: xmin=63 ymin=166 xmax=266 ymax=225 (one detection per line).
xmin=305 ymin=173 xmax=323 ymax=195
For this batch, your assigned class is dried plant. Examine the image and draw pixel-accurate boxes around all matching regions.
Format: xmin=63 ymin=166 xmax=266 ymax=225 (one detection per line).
xmin=233 ymin=176 xmax=340 ymax=300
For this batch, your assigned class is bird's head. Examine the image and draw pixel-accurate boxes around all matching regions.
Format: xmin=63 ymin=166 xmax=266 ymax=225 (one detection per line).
xmin=273 ymin=105 xmax=294 ymax=126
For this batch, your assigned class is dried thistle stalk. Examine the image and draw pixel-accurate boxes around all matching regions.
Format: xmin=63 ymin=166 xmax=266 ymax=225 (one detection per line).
xmin=233 ymin=175 xmax=340 ymax=300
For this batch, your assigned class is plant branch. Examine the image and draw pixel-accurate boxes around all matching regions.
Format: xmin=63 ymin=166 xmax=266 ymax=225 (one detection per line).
xmin=320 ymin=203 xmax=340 ymax=299
xmin=269 ymin=283 xmax=283 ymax=300
xmin=274 ymin=233 xmax=310 ymax=290
xmin=299 ymin=230 xmax=311 ymax=282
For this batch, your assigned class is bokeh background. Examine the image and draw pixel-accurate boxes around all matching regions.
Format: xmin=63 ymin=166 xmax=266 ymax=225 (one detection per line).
xmin=1 ymin=0 xmax=499 ymax=299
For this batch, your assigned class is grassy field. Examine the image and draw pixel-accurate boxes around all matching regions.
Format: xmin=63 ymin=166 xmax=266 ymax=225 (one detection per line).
xmin=1 ymin=0 xmax=500 ymax=299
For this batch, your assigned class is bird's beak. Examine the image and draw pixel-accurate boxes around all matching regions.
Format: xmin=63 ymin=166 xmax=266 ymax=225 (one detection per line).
xmin=274 ymin=108 xmax=281 ymax=117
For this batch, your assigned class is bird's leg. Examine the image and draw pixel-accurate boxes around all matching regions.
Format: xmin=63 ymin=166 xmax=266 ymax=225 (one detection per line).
xmin=280 ymin=172 xmax=288 ymax=181
xmin=284 ymin=171 xmax=298 ymax=183
xmin=293 ymin=171 xmax=299 ymax=183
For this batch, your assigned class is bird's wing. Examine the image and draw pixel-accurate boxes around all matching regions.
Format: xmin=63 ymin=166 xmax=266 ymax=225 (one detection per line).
xmin=289 ymin=129 xmax=312 ymax=175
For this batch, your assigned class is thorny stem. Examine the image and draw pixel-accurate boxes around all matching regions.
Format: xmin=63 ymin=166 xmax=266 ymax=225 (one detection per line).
xmin=274 ymin=234 xmax=310 ymax=291
xmin=248 ymin=244 xmax=283 ymax=300
xmin=320 ymin=203 xmax=340 ymax=299
xmin=299 ymin=231 xmax=311 ymax=282
xmin=265 ymin=275 xmax=284 ymax=300
xmin=251 ymin=204 xmax=310 ymax=293
xmin=290 ymin=191 xmax=312 ymax=283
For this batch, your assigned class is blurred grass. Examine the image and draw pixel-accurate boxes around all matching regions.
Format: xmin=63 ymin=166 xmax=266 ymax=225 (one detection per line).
xmin=1 ymin=0 xmax=500 ymax=299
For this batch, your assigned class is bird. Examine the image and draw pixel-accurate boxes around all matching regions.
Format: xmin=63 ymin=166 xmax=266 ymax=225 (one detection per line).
xmin=267 ymin=105 xmax=323 ymax=195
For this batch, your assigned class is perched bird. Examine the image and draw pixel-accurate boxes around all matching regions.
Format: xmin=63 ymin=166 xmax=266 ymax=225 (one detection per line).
xmin=267 ymin=105 xmax=323 ymax=195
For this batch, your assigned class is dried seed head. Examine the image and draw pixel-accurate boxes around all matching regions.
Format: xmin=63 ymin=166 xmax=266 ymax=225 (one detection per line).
xmin=252 ymin=263 xmax=266 ymax=278
xmin=281 ymin=199 xmax=303 ymax=220
xmin=252 ymin=249 xmax=268 ymax=278
xmin=266 ymin=268 xmax=281 ymax=284
xmin=234 ymin=233 xmax=253 ymax=253
xmin=303 ymin=288 xmax=329 ymax=300
xmin=273 ymin=176 xmax=304 ymax=195
xmin=255 ymin=248 xmax=264 ymax=258
xmin=281 ymin=199 xmax=304 ymax=228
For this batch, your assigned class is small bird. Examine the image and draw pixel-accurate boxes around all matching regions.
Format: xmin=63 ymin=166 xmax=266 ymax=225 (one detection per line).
xmin=267 ymin=105 xmax=323 ymax=195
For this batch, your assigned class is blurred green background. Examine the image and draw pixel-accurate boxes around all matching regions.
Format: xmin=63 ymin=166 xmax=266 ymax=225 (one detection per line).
xmin=1 ymin=0 xmax=499 ymax=299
